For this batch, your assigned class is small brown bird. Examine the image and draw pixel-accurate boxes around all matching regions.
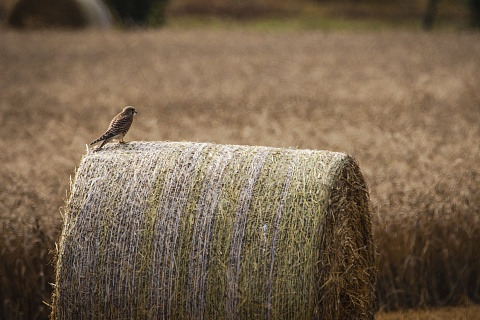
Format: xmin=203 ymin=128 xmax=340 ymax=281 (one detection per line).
xmin=90 ymin=106 xmax=137 ymax=151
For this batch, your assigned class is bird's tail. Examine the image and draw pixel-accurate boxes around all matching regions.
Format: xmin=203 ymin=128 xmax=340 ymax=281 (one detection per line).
xmin=97 ymin=139 xmax=109 ymax=149
xmin=90 ymin=131 xmax=114 ymax=145
xmin=90 ymin=137 xmax=103 ymax=145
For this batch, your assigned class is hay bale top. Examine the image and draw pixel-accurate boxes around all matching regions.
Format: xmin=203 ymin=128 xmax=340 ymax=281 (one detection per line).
xmin=54 ymin=141 xmax=376 ymax=319
xmin=85 ymin=140 xmax=345 ymax=158
xmin=82 ymin=140 xmax=347 ymax=172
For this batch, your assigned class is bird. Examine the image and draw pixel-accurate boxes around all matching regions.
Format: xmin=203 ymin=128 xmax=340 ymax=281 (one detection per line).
xmin=90 ymin=106 xmax=137 ymax=151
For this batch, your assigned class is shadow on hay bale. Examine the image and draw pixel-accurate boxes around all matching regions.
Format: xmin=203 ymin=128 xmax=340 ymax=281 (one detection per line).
xmin=7 ymin=0 xmax=111 ymax=28
xmin=52 ymin=141 xmax=376 ymax=319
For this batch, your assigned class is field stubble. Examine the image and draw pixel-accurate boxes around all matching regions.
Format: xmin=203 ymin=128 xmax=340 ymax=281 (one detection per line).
xmin=0 ymin=29 xmax=479 ymax=319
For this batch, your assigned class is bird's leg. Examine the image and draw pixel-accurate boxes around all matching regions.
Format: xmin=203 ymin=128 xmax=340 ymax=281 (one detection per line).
xmin=119 ymin=138 xmax=127 ymax=144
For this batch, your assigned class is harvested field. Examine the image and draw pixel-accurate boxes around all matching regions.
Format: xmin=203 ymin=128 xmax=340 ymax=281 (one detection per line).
xmin=0 ymin=29 xmax=479 ymax=319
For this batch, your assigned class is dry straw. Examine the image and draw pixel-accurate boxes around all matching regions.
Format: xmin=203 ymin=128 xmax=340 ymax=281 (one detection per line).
xmin=51 ymin=141 xmax=376 ymax=319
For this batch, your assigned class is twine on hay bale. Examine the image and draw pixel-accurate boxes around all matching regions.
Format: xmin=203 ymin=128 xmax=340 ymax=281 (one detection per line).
xmin=52 ymin=141 xmax=376 ymax=319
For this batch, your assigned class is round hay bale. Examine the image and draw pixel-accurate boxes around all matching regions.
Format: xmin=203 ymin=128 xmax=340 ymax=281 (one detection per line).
xmin=52 ymin=141 xmax=376 ymax=319
xmin=74 ymin=0 xmax=111 ymax=28
xmin=7 ymin=0 xmax=111 ymax=28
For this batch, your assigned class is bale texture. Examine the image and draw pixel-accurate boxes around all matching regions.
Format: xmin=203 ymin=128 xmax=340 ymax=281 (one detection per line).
xmin=52 ymin=141 xmax=376 ymax=319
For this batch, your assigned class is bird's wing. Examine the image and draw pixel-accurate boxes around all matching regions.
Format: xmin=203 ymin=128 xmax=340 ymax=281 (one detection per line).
xmin=109 ymin=113 xmax=133 ymax=134
xmin=90 ymin=113 xmax=130 ymax=144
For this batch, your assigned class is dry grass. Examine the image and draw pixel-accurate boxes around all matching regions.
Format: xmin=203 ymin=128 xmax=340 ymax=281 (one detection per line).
xmin=0 ymin=28 xmax=479 ymax=319
xmin=376 ymin=305 xmax=480 ymax=320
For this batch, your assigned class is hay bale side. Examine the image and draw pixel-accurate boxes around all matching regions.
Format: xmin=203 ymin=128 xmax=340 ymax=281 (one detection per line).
xmin=51 ymin=141 xmax=376 ymax=319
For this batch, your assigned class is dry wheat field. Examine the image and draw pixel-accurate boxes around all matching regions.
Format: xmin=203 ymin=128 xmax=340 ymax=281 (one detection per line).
xmin=0 ymin=29 xmax=479 ymax=319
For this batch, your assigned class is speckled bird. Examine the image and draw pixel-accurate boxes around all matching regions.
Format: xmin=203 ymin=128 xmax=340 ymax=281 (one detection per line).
xmin=90 ymin=106 xmax=137 ymax=151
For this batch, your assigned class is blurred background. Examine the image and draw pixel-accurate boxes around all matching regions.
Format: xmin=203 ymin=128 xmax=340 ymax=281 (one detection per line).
xmin=1 ymin=0 xmax=479 ymax=319
xmin=0 ymin=0 xmax=479 ymax=30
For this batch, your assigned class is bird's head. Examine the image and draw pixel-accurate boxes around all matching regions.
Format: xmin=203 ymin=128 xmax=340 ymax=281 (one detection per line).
xmin=123 ymin=106 xmax=137 ymax=116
